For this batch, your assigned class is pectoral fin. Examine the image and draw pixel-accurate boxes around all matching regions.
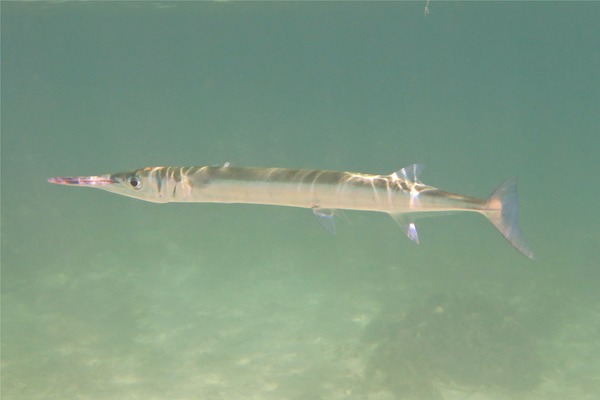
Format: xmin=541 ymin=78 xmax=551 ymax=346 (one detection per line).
xmin=313 ymin=208 xmax=336 ymax=235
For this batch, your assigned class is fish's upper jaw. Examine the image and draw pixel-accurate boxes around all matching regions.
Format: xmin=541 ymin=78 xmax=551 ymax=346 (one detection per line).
xmin=47 ymin=175 xmax=115 ymax=186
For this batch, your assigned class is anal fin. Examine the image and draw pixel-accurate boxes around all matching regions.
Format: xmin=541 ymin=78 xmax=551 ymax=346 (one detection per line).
xmin=390 ymin=213 xmax=420 ymax=244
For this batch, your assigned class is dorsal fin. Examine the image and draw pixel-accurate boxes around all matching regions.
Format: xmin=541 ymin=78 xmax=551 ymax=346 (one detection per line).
xmin=395 ymin=164 xmax=423 ymax=184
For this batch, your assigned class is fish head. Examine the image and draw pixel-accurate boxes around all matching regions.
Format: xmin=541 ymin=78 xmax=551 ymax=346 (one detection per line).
xmin=48 ymin=167 xmax=169 ymax=203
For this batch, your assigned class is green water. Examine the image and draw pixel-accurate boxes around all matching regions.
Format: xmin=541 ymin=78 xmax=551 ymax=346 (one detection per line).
xmin=2 ymin=2 xmax=599 ymax=399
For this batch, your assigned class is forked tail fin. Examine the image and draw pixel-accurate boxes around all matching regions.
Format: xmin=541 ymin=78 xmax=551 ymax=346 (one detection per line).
xmin=483 ymin=178 xmax=535 ymax=259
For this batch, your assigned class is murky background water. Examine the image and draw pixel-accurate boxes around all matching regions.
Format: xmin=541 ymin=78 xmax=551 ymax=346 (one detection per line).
xmin=2 ymin=2 xmax=599 ymax=399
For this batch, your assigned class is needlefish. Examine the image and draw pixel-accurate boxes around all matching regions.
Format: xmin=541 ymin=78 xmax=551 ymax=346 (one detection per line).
xmin=48 ymin=164 xmax=534 ymax=259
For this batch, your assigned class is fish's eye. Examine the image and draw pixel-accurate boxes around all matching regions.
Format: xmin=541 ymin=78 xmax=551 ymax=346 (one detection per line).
xmin=129 ymin=175 xmax=142 ymax=190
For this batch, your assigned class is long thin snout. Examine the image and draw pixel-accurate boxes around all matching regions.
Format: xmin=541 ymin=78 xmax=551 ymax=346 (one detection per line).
xmin=48 ymin=175 xmax=114 ymax=186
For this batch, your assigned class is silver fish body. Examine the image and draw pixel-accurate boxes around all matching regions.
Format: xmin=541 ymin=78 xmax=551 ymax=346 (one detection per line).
xmin=48 ymin=164 xmax=534 ymax=259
